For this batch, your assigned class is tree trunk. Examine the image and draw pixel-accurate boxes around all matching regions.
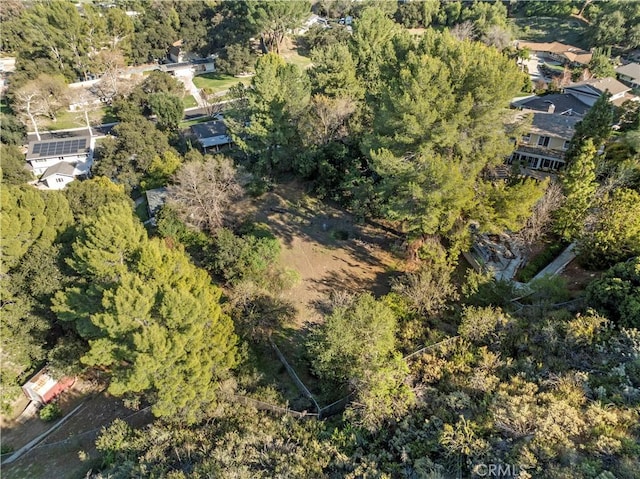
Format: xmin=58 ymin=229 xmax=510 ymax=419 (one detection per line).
xmin=27 ymin=108 xmax=41 ymax=141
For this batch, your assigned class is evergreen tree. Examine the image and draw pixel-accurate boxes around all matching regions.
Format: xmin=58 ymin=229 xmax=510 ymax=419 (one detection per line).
xmin=82 ymin=239 xmax=238 ymax=423
xmin=555 ymin=139 xmax=598 ymax=241
xmin=565 ymin=93 xmax=614 ymax=162
xmin=226 ymin=53 xmax=310 ymax=174
xmin=67 ymin=201 xmax=147 ymax=282
xmin=578 ymin=188 xmax=640 ymax=268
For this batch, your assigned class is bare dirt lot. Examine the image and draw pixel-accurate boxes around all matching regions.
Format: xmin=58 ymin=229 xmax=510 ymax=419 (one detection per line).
xmin=233 ymin=181 xmax=405 ymax=402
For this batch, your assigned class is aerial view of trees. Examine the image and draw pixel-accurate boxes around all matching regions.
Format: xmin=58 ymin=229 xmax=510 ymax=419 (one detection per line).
xmin=1 ymin=2 xmax=639 ymax=478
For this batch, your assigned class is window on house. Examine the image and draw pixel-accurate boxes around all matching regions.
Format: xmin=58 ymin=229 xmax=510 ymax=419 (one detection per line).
xmin=538 ymin=136 xmax=550 ymax=147
xmin=563 ymin=140 xmax=570 ymax=150
xmin=522 ymin=133 xmax=531 ymax=143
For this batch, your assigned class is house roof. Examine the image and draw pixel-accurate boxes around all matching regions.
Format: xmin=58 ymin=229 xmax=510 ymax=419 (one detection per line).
xmin=616 ymin=62 xmax=640 ymax=81
xmin=40 ymin=161 xmax=76 ymax=180
xmin=567 ymin=77 xmax=630 ymax=97
xmin=27 ymin=137 xmax=90 ymax=160
xmin=190 ymin=120 xmax=232 ymax=147
xmin=517 ymin=41 xmax=592 ymax=64
xmin=528 ymin=111 xmax=580 ymax=140
xmin=145 ymin=187 xmax=168 ymax=217
xmin=513 ymin=93 xmax=590 ymax=117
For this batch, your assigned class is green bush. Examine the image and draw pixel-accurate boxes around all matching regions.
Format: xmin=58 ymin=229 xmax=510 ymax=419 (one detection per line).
xmin=517 ymin=241 xmax=568 ymax=283
xmin=210 ymin=226 xmax=281 ymax=286
xmin=39 ymin=403 xmax=62 ymax=422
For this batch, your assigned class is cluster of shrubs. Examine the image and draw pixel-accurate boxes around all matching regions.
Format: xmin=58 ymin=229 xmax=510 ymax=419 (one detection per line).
xmin=517 ymin=241 xmax=568 ymax=283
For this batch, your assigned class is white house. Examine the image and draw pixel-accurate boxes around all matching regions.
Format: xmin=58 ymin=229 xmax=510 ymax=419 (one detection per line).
xmin=39 ymin=162 xmax=76 ymax=190
xmin=26 ymin=137 xmax=93 ymax=189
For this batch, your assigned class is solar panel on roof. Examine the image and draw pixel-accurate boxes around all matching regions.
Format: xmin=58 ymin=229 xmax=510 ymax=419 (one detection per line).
xmin=33 ymin=138 xmax=90 ymax=158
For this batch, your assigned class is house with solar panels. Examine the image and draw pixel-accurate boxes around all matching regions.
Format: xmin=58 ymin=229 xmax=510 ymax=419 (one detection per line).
xmin=26 ymin=136 xmax=93 ymax=189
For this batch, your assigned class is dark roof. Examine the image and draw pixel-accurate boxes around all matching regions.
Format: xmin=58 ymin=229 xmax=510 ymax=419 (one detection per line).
xmin=191 ymin=120 xmax=228 ymax=140
xmin=190 ymin=120 xmax=232 ymax=147
xmin=513 ymin=94 xmax=590 ymax=117
xmin=529 ymin=111 xmax=580 ymax=139
xmin=145 ymin=187 xmax=168 ymax=217
xmin=27 ymin=137 xmax=90 ymax=160
xmin=40 ymin=162 xmax=76 ymax=180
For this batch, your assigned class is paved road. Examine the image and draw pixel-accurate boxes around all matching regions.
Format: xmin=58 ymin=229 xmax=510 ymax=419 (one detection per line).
xmin=26 ymin=99 xmax=240 ymax=143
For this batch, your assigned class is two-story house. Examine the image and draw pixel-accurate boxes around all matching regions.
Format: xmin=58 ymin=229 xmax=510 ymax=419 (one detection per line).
xmin=26 ymin=136 xmax=93 ymax=189
xmin=509 ymin=111 xmax=580 ymax=172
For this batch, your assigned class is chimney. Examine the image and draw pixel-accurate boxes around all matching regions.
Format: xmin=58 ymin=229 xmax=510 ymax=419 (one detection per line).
xmin=547 ymin=103 xmax=556 ymax=113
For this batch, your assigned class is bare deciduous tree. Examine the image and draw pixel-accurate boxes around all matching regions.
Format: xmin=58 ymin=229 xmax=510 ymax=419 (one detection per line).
xmin=167 ymin=156 xmax=242 ymax=233
xmin=450 ymin=21 xmax=476 ymax=42
xmin=92 ymin=49 xmax=129 ymax=104
xmin=299 ymin=94 xmax=357 ymax=146
xmin=516 ymin=180 xmax=564 ymax=251
xmin=13 ymin=84 xmax=47 ymax=140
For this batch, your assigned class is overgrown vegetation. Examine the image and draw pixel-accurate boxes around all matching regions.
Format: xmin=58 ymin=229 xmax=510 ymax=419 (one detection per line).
xmin=2 ymin=1 xmax=639 ymax=478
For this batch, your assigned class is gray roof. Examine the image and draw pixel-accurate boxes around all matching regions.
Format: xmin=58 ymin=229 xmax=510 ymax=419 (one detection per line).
xmin=40 ymin=162 xmax=76 ymax=180
xmin=529 ymin=111 xmax=580 ymax=140
xmin=616 ymin=62 xmax=640 ymax=81
xmin=27 ymin=137 xmax=90 ymax=160
xmin=145 ymin=187 xmax=168 ymax=217
xmin=566 ymin=77 xmax=630 ymax=97
xmin=190 ymin=121 xmax=232 ymax=148
xmin=513 ymin=93 xmax=590 ymax=117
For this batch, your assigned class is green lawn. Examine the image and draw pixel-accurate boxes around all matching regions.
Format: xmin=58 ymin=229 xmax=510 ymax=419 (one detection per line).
xmin=282 ymin=52 xmax=313 ymax=69
xmin=179 ymin=116 xmax=213 ymax=129
xmin=183 ymin=94 xmax=198 ymax=109
xmin=512 ymin=17 xmax=590 ymax=49
xmin=42 ymin=106 xmax=117 ymax=131
xmin=192 ymin=73 xmax=251 ymax=93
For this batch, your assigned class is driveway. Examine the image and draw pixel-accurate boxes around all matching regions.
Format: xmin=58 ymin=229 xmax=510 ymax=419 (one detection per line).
xmin=175 ymin=69 xmax=206 ymax=108
xmin=522 ymin=53 xmax=552 ymax=84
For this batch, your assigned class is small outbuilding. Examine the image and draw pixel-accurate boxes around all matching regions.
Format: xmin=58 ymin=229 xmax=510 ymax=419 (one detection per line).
xmin=22 ymin=370 xmax=75 ymax=405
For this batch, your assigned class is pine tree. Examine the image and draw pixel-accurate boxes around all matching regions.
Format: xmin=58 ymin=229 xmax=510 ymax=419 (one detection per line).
xmin=82 ymin=239 xmax=238 ymax=423
xmin=555 ymin=139 xmax=598 ymax=241
xmin=67 ymin=201 xmax=147 ymax=282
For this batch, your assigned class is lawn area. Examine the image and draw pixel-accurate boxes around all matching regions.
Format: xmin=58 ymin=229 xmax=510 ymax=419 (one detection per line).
xmin=192 ymin=73 xmax=251 ymax=93
xmin=512 ymin=16 xmax=590 ymax=49
xmin=41 ymin=107 xmax=117 ymax=131
xmin=282 ymin=51 xmax=313 ymax=69
xmin=179 ymin=116 xmax=212 ymax=128
xmin=183 ymin=94 xmax=198 ymax=108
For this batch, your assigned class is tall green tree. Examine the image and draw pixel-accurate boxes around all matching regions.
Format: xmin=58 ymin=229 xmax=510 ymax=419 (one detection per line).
xmin=554 ymin=139 xmax=598 ymax=241
xmin=566 ymin=93 xmax=614 ymax=161
xmin=66 ymin=201 xmax=147 ymax=283
xmin=0 ymin=144 xmax=33 ymax=185
xmin=578 ymin=188 xmax=640 ymax=269
xmin=585 ymin=257 xmax=640 ymax=328
xmin=92 ymin=116 xmax=173 ymax=189
xmin=247 ymin=0 xmax=311 ymax=54
xmin=81 ymin=238 xmax=237 ymax=423
xmin=226 ymin=53 xmax=310 ymax=174
xmin=308 ymin=293 xmax=413 ymax=429
xmin=148 ymin=92 xmax=183 ymax=130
